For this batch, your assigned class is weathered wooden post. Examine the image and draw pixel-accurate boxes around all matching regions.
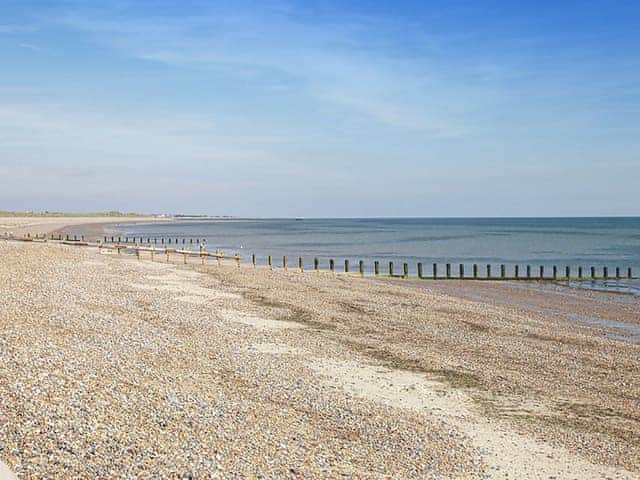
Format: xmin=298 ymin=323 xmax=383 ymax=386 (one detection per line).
xmin=615 ymin=267 xmax=620 ymax=279
xmin=104 ymin=236 xmax=107 ymax=242
xmin=252 ymin=254 xmax=256 ymax=267
xmin=526 ymin=265 xmax=531 ymax=279
xmin=118 ymin=236 xmax=121 ymax=243
xmin=578 ymin=266 xmax=583 ymax=279
xmin=628 ymin=267 xmax=633 ymax=279
xmin=433 ymin=263 xmax=437 ymax=279
xmin=183 ymin=252 xmax=187 ymax=264
xmin=283 ymin=256 xmax=288 ymax=271
xmin=299 ymin=257 xmax=304 ymax=272
xmin=473 ymin=264 xmax=478 ymax=279
xmin=161 ymin=238 xmax=164 ymax=244
xmin=359 ymin=260 xmax=365 ymax=277
xmin=486 ymin=264 xmax=491 ymax=278
xmin=565 ymin=266 xmax=570 ymax=279
xmin=446 ymin=263 xmax=451 ymax=279
xmin=268 ymin=255 xmax=273 ymax=269
xmin=329 ymin=259 xmax=334 ymax=272
xmin=590 ymin=266 xmax=596 ymax=279
xmin=514 ymin=265 xmax=519 ymax=278
xmin=344 ymin=259 xmax=349 ymax=273
xmin=374 ymin=261 xmax=380 ymax=276
xmin=389 ymin=261 xmax=394 ymax=276
xmin=166 ymin=247 xmax=169 ymax=263
xmin=500 ymin=264 xmax=506 ymax=278
xmin=403 ymin=263 xmax=409 ymax=278
xmin=603 ymin=266 xmax=608 ymax=279
xmin=553 ymin=266 xmax=557 ymax=280
xmin=417 ymin=262 xmax=423 ymax=279
xmin=539 ymin=265 xmax=544 ymax=279
xmin=136 ymin=244 xmax=140 ymax=261
xmin=314 ymin=257 xmax=319 ymax=271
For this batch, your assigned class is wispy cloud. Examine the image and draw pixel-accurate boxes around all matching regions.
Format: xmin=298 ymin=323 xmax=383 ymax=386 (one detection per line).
xmin=50 ymin=5 xmax=486 ymax=136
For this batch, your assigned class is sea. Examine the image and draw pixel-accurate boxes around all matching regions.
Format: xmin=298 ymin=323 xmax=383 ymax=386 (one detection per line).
xmin=113 ymin=217 xmax=640 ymax=295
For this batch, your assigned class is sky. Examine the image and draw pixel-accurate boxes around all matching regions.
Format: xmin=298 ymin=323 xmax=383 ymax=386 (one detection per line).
xmin=0 ymin=0 xmax=639 ymax=217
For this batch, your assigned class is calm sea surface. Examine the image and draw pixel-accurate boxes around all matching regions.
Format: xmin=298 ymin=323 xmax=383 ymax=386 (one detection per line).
xmin=115 ymin=217 xmax=640 ymax=295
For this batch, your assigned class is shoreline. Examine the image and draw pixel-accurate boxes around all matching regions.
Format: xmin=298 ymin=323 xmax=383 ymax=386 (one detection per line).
xmin=0 ymin=239 xmax=638 ymax=478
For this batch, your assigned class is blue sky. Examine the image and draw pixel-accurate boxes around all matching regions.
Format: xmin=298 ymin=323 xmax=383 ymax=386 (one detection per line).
xmin=1 ymin=0 xmax=638 ymax=217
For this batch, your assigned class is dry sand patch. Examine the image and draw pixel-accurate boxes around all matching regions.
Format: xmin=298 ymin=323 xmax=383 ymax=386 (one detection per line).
xmin=307 ymin=357 xmax=637 ymax=480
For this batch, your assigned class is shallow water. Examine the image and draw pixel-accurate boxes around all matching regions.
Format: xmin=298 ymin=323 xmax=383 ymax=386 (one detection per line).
xmin=114 ymin=217 xmax=640 ymax=294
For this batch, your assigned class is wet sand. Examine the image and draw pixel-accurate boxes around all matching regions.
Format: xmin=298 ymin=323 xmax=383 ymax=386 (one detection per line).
xmin=1 ymin=240 xmax=638 ymax=478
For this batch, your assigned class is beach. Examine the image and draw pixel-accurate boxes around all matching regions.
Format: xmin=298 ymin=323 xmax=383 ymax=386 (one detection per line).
xmin=0 ymin=215 xmax=170 ymax=238
xmin=1 ymin=223 xmax=639 ymax=478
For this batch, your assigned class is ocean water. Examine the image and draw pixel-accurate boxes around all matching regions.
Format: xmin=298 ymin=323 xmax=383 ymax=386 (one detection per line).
xmin=114 ymin=217 xmax=640 ymax=294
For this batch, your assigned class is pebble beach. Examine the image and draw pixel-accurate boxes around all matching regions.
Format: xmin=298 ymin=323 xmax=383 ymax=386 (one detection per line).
xmin=1 ymin=226 xmax=639 ymax=478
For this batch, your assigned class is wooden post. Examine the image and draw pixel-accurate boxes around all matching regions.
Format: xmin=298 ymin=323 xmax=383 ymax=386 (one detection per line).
xmin=615 ymin=267 xmax=620 ymax=279
xmin=299 ymin=257 xmax=303 ymax=272
xmin=283 ymin=256 xmax=288 ymax=271
xmin=329 ymin=259 xmax=334 ymax=272
xmin=268 ymin=255 xmax=272 ymax=269
xmin=359 ymin=260 xmax=365 ymax=277
xmin=527 ymin=265 xmax=531 ymax=279
xmin=314 ymin=257 xmax=319 ymax=271
xmin=500 ymin=264 xmax=505 ymax=278
xmin=578 ymin=266 xmax=583 ymax=279
xmin=389 ymin=261 xmax=394 ymax=276
xmin=118 ymin=236 xmax=121 ymax=243
xmin=344 ymin=259 xmax=349 ymax=273
xmin=432 ymin=263 xmax=437 ymax=279
xmin=553 ymin=266 xmax=557 ymax=280
xmin=539 ymin=265 xmax=544 ymax=279
xmin=473 ymin=264 xmax=478 ymax=279
xmin=252 ymin=254 xmax=256 ymax=267
xmin=514 ymin=265 xmax=519 ymax=278
xmin=459 ymin=264 xmax=464 ymax=279
xmin=166 ymin=247 xmax=169 ymax=263
xmin=161 ymin=238 xmax=164 ymax=244
xmin=236 ymin=254 xmax=240 ymax=268
xmin=446 ymin=263 xmax=451 ymax=278
xmin=403 ymin=263 xmax=409 ymax=278
xmin=182 ymin=238 xmax=185 ymax=244
xmin=565 ymin=266 xmax=570 ymax=279
xmin=628 ymin=267 xmax=632 ymax=279
xmin=151 ymin=247 xmax=155 ymax=261
xmin=136 ymin=245 xmax=140 ymax=261
xmin=183 ymin=252 xmax=187 ymax=264
xmin=104 ymin=236 xmax=107 ymax=242
xmin=374 ymin=261 xmax=380 ymax=276
xmin=486 ymin=264 xmax=491 ymax=278
xmin=417 ymin=262 xmax=423 ymax=279
xmin=603 ymin=266 xmax=608 ymax=279
xmin=590 ymin=266 xmax=595 ymax=279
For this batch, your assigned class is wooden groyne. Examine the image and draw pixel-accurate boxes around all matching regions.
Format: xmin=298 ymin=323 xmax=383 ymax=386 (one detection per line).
xmin=2 ymin=232 xmax=637 ymax=282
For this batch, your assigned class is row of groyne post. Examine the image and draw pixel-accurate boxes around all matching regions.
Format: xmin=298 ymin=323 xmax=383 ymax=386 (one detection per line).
xmin=251 ymin=255 xmax=635 ymax=281
xmin=2 ymin=232 xmax=636 ymax=281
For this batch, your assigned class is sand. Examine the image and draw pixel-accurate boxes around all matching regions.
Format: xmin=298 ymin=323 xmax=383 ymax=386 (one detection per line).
xmin=1 ymin=239 xmax=638 ymax=478
xmin=0 ymin=216 xmax=170 ymax=237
